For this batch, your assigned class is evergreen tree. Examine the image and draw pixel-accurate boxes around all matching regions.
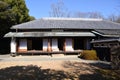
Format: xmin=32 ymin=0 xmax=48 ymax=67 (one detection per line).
xmin=0 ymin=0 xmax=35 ymax=37
xmin=0 ymin=0 xmax=35 ymax=53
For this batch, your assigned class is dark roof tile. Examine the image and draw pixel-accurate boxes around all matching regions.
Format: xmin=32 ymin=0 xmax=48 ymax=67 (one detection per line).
xmin=11 ymin=18 xmax=120 ymax=30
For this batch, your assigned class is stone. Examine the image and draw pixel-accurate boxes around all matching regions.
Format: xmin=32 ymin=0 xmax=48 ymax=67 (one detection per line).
xmin=111 ymin=46 xmax=120 ymax=69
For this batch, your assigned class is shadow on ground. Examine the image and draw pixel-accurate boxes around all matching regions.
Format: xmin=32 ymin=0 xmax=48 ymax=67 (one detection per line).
xmin=62 ymin=61 xmax=120 ymax=80
xmin=0 ymin=61 xmax=119 ymax=80
xmin=0 ymin=65 xmax=74 ymax=80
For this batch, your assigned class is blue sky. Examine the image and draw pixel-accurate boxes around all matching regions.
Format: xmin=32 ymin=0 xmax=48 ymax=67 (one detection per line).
xmin=25 ymin=0 xmax=119 ymax=19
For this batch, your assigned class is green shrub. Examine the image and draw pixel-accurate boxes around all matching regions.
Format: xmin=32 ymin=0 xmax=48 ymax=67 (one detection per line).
xmin=80 ymin=50 xmax=99 ymax=60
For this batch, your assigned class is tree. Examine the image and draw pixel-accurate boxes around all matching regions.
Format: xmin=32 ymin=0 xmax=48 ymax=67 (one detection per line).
xmin=107 ymin=14 xmax=118 ymax=22
xmin=107 ymin=1 xmax=120 ymax=23
xmin=0 ymin=1 xmax=15 ymax=37
xmin=0 ymin=0 xmax=35 ymax=37
xmin=0 ymin=0 xmax=35 ymax=53
xmin=107 ymin=14 xmax=120 ymax=23
xmin=49 ymin=0 xmax=104 ymax=19
xmin=49 ymin=0 xmax=70 ymax=17
xmin=88 ymin=12 xmax=104 ymax=18
xmin=2 ymin=0 xmax=33 ymax=24
xmin=74 ymin=11 xmax=104 ymax=19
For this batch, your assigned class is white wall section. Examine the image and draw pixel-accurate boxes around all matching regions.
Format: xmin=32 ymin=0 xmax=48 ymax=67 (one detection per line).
xmin=19 ymin=39 xmax=27 ymax=50
xmin=10 ymin=38 xmax=16 ymax=53
xmin=65 ymin=38 xmax=74 ymax=51
xmin=43 ymin=39 xmax=48 ymax=51
xmin=52 ymin=38 xmax=59 ymax=51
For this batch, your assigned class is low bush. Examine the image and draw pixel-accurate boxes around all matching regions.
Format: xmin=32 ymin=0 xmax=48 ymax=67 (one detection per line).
xmin=80 ymin=50 xmax=99 ymax=60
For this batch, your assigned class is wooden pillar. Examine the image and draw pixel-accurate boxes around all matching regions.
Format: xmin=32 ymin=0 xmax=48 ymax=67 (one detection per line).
xmin=47 ymin=39 xmax=52 ymax=52
xmin=63 ymin=39 xmax=66 ymax=51
xmin=10 ymin=37 xmax=16 ymax=53
xmin=72 ymin=38 xmax=74 ymax=49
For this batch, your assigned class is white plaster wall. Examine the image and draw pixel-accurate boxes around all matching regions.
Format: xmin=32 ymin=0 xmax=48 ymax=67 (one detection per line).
xmin=52 ymin=38 xmax=59 ymax=51
xmin=43 ymin=39 xmax=48 ymax=51
xmin=65 ymin=38 xmax=74 ymax=51
xmin=10 ymin=38 xmax=16 ymax=53
xmin=19 ymin=39 xmax=27 ymax=50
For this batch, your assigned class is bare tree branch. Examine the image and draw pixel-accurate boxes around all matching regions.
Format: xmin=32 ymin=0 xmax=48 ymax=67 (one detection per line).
xmin=74 ymin=11 xmax=104 ymax=19
xmin=108 ymin=14 xmax=120 ymax=23
xmin=49 ymin=0 xmax=71 ymax=17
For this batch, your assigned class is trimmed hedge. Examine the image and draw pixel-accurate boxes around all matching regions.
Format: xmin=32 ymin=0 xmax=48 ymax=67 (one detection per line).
xmin=80 ymin=50 xmax=99 ymax=60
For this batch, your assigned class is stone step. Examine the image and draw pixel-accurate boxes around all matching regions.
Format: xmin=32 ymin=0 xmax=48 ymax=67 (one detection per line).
xmin=52 ymin=54 xmax=64 ymax=57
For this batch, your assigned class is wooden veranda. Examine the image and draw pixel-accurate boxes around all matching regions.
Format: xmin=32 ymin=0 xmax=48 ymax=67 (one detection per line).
xmin=14 ymin=50 xmax=82 ymax=57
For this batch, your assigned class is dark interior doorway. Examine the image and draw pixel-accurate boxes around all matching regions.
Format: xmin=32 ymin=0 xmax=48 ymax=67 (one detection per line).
xmin=74 ymin=38 xmax=84 ymax=50
xmin=0 ymin=38 xmax=10 ymax=54
xmin=32 ymin=38 xmax=42 ymax=50
xmin=58 ymin=38 xmax=64 ymax=50
xmin=94 ymin=47 xmax=111 ymax=62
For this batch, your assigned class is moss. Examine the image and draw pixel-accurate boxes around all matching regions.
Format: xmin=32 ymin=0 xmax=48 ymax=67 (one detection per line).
xmin=80 ymin=50 xmax=99 ymax=60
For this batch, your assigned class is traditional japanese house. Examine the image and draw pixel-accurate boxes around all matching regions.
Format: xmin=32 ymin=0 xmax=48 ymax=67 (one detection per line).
xmin=4 ymin=18 xmax=120 ymax=56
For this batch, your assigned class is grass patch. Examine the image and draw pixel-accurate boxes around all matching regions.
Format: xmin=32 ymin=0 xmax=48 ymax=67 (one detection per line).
xmin=80 ymin=50 xmax=99 ymax=60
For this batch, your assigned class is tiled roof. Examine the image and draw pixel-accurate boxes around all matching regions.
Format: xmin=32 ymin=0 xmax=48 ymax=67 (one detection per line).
xmin=91 ymin=38 xmax=120 ymax=43
xmin=93 ymin=29 xmax=120 ymax=37
xmin=11 ymin=18 xmax=120 ymax=30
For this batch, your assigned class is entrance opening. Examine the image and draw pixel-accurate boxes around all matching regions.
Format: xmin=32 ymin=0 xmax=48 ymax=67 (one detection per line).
xmin=32 ymin=38 xmax=42 ymax=50
xmin=27 ymin=38 xmax=43 ymax=50
xmin=74 ymin=38 xmax=84 ymax=50
xmin=58 ymin=38 xmax=64 ymax=51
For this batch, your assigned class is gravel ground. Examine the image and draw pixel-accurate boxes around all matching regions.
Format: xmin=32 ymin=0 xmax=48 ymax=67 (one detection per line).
xmin=1 ymin=55 xmax=79 ymax=61
xmin=0 ymin=54 xmax=110 ymax=64
xmin=0 ymin=54 xmax=10 ymax=58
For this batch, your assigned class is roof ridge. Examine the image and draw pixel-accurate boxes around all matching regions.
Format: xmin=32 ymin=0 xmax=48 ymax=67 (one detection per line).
xmin=41 ymin=17 xmax=103 ymax=21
